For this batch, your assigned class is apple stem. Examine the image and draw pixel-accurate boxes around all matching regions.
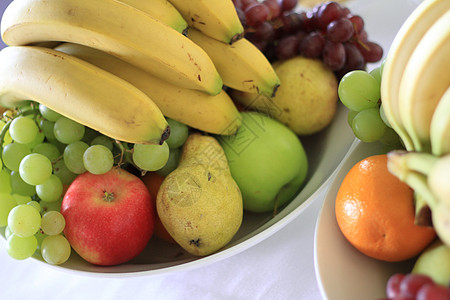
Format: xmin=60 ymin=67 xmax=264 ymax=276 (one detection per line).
xmin=103 ymin=191 xmax=115 ymax=202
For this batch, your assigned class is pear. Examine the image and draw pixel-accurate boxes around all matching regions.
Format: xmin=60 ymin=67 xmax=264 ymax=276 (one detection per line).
xmin=230 ymin=56 xmax=338 ymax=135
xmin=156 ymin=133 xmax=243 ymax=256
xmin=412 ymin=239 xmax=450 ymax=286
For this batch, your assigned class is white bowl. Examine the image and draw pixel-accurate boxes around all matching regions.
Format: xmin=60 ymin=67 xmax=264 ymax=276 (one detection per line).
xmin=0 ymin=100 xmax=354 ymax=276
xmin=314 ymin=140 xmax=417 ymax=299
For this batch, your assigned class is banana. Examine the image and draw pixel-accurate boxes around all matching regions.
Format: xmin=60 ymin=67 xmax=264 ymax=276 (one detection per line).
xmin=118 ymin=0 xmax=188 ymax=34
xmin=0 ymin=46 xmax=169 ymax=145
xmin=380 ymin=0 xmax=450 ymax=151
xmin=387 ymin=151 xmax=450 ymax=246
xmin=187 ymin=28 xmax=280 ymax=98
xmin=168 ymin=0 xmax=244 ymax=44
xmin=54 ymin=43 xmax=242 ymax=135
xmin=0 ymin=0 xmax=223 ymax=95
xmin=398 ymin=9 xmax=450 ymax=152
xmin=430 ymin=87 xmax=450 ymax=156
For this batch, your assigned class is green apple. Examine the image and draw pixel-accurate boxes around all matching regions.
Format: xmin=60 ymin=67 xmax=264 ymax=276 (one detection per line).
xmin=218 ymin=111 xmax=308 ymax=213
xmin=412 ymin=239 xmax=450 ymax=286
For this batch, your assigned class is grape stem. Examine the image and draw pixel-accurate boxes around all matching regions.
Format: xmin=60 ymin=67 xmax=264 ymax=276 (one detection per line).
xmin=113 ymin=140 xmax=147 ymax=175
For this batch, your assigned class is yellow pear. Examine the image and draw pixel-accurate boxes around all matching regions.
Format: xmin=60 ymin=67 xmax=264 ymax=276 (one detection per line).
xmin=156 ymin=133 xmax=243 ymax=256
xmin=230 ymin=56 xmax=338 ymax=135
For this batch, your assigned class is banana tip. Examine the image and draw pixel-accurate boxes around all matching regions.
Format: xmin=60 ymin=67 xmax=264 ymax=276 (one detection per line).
xmin=160 ymin=125 xmax=171 ymax=145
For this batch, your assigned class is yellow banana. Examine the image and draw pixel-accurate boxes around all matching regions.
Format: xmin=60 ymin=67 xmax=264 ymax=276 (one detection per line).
xmin=1 ymin=0 xmax=223 ymax=95
xmin=430 ymin=87 xmax=450 ymax=156
xmin=381 ymin=0 xmax=450 ymax=151
xmin=118 ymin=0 xmax=188 ymax=34
xmin=0 ymin=46 xmax=169 ymax=145
xmin=398 ymin=9 xmax=450 ymax=152
xmin=187 ymin=28 xmax=280 ymax=98
xmin=168 ymin=0 xmax=244 ymax=44
xmin=54 ymin=43 xmax=242 ymax=135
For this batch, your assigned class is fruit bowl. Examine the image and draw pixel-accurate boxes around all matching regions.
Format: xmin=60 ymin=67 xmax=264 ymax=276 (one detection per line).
xmin=0 ymin=101 xmax=354 ymax=276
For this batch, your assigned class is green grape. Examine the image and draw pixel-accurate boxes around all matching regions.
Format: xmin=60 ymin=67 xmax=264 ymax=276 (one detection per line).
xmin=36 ymin=175 xmax=63 ymax=202
xmin=63 ymin=141 xmax=89 ymax=174
xmin=165 ymin=118 xmax=189 ymax=149
xmin=352 ymin=108 xmax=387 ymax=143
xmin=26 ymin=130 xmax=45 ymax=149
xmin=38 ymin=104 xmax=62 ymax=122
xmin=156 ymin=147 xmax=181 ymax=177
xmin=41 ymin=234 xmax=71 ymax=265
xmin=132 ymin=142 xmax=170 ymax=171
xmin=8 ymin=204 xmax=41 ymax=237
xmin=347 ymin=110 xmax=358 ymax=127
xmin=7 ymin=234 xmax=38 ymax=260
xmin=379 ymin=127 xmax=401 ymax=147
xmin=34 ymin=230 xmax=48 ymax=250
xmin=0 ymin=193 xmax=17 ymax=226
xmin=83 ymin=145 xmax=114 ymax=175
xmin=0 ymin=168 xmax=12 ymax=194
xmin=12 ymin=194 xmax=32 ymax=205
xmin=81 ymin=126 xmax=100 ymax=144
xmin=53 ymin=117 xmax=85 ymax=144
xmin=32 ymin=142 xmax=61 ymax=161
xmin=0 ymin=121 xmax=12 ymax=146
xmin=41 ymin=211 xmax=65 ymax=236
xmin=39 ymin=119 xmax=56 ymax=140
xmin=2 ymin=142 xmax=31 ymax=171
xmin=10 ymin=170 xmax=36 ymax=196
xmin=9 ymin=116 xmax=39 ymax=144
xmin=379 ymin=103 xmax=392 ymax=128
xmin=27 ymin=200 xmax=41 ymax=212
xmin=338 ymin=70 xmax=380 ymax=111
xmin=40 ymin=199 xmax=62 ymax=214
xmin=53 ymin=159 xmax=78 ymax=185
xmin=5 ymin=226 xmax=12 ymax=239
xmin=90 ymin=135 xmax=114 ymax=151
xmin=369 ymin=66 xmax=382 ymax=87
xmin=19 ymin=153 xmax=53 ymax=185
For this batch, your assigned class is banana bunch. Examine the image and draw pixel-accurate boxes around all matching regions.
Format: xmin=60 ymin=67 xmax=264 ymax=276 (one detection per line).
xmin=0 ymin=0 xmax=280 ymax=144
xmin=382 ymin=0 xmax=450 ymax=251
xmin=381 ymin=0 xmax=450 ymax=154
xmin=387 ymin=151 xmax=450 ymax=247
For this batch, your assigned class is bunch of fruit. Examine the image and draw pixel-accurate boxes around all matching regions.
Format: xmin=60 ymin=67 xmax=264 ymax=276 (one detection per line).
xmin=0 ymin=0 xmax=333 ymax=267
xmin=333 ymin=0 xmax=450 ymax=298
xmin=232 ymin=0 xmax=383 ymax=77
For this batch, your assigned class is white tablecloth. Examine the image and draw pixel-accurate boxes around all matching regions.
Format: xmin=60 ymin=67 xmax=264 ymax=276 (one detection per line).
xmin=0 ymin=0 xmax=420 ymax=299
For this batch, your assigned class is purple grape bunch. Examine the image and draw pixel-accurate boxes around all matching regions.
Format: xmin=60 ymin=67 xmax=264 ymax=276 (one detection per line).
xmin=233 ymin=0 xmax=383 ymax=78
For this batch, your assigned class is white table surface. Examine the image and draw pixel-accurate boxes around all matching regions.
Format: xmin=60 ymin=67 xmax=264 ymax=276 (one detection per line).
xmin=0 ymin=0 xmax=419 ymax=299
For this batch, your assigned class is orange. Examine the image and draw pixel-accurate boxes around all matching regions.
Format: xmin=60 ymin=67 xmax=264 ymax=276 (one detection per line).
xmin=335 ymin=154 xmax=436 ymax=262
xmin=141 ymin=172 xmax=176 ymax=244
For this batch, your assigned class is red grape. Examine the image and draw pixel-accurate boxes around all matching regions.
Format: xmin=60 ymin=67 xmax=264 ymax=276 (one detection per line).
xmin=263 ymin=0 xmax=281 ymax=20
xmin=400 ymin=274 xmax=435 ymax=298
xmin=387 ymin=273 xmax=407 ymax=298
xmin=356 ymin=41 xmax=383 ymax=62
xmin=322 ymin=41 xmax=345 ymax=70
xmin=280 ymin=12 xmax=303 ymax=33
xmin=327 ymin=18 xmax=354 ymax=43
xmin=254 ymin=21 xmax=276 ymax=42
xmin=236 ymin=7 xmax=247 ymax=27
xmin=280 ymin=0 xmax=298 ymax=12
xmin=241 ymin=0 xmax=257 ymax=9
xmin=245 ymin=3 xmax=270 ymax=27
xmin=348 ymin=14 xmax=365 ymax=33
xmin=416 ymin=283 xmax=450 ymax=300
xmin=316 ymin=1 xmax=344 ymax=30
xmin=275 ymin=35 xmax=300 ymax=60
xmin=233 ymin=0 xmax=243 ymax=10
xmin=299 ymin=32 xmax=325 ymax=58
xmin=343 ymin=43 xmax=365 ymax=70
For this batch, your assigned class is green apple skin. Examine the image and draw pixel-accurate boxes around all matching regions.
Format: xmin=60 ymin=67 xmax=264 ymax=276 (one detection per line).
xmin=412 ymin=239 xmax=450 ymax=286
xmin=218 ymin=112 xmax=308 ymax=213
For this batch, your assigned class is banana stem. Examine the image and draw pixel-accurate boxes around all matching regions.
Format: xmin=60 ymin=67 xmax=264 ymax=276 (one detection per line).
xmin=387 ymin=150 xmax=438 ymax=178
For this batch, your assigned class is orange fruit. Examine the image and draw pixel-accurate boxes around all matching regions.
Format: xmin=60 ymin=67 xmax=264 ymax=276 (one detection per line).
xmin=335 ymin=154 xmax=436 ymax=262
xmin=141 ymin=172 xmax=176 ymax=244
